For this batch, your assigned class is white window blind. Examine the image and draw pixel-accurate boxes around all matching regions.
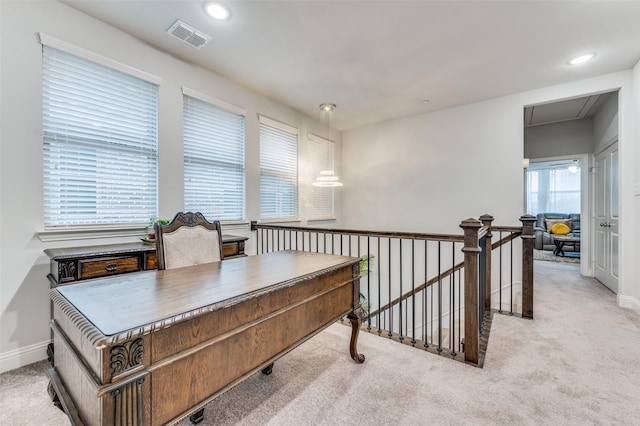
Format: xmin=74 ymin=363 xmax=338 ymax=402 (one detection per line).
xmin=259 ymin=116 xmax=299 ymax=220
xmin=183 ymin=94 xmax=246 ymax=221
xmin=526 ymin=161 xmax=581 ymax=216
xmin=307 ymin=133 xmax=335 ymax=220
xmin=42 ymin=45 xmax=159 ymax=227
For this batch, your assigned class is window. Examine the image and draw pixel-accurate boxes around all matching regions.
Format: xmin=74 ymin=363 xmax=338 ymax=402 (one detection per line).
xmin=42 ymin=42 xmax=159 ymax=227
xmin=183 ymin=89 xmax=246 ymax=221
xmin=307 ymin=133 xmax=336 ymax=220
xmin=259 ymin=116 xmax=299 ymax=220
xmin=526 ymin=160 xmax=581 ymax=216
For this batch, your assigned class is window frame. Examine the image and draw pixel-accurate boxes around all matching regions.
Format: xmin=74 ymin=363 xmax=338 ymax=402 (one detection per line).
xmin=41 ymin=35 xmax=160 ymax=229
xmin=258 ymin=115 xmax=300 ymax=221
xmin=182 ymin=87 xmax=247 ymax=222
xmin=306 ymin=133 xmax=337 ymax=221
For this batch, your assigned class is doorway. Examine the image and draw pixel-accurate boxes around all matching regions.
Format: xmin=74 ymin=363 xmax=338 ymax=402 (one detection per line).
xmin=523 ymin=90 xmax=620 ymax=280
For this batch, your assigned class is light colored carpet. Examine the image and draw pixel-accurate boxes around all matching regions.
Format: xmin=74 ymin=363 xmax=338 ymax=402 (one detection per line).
xmin=2 ymin=260 xmax=639 ymax=425
xmin=533 ymin=248 xmax=580 ymax=264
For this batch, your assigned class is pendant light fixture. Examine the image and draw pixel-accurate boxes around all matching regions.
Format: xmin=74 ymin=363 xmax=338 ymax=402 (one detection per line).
xmin=313 ymin=103 xmax=343 ymax=187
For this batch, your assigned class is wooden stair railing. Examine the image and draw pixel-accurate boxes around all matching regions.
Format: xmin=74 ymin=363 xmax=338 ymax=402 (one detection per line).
xmin=366 ymin=231 xmax=520 ymax=319
xmin=252 ymin=214 xmax=536 ymax=367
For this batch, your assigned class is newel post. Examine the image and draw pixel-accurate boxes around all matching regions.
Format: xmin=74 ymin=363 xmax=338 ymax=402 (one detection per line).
xmin=460 ymin=218 xmax=482 ymax=365
xmin=479 ymin=214 xmax=494 ymax=313
xmin=520 ymin=215 xmax=536 ymax=319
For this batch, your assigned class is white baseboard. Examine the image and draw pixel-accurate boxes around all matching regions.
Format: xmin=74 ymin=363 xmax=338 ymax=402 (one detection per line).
xmin=618 ymin=294 xmax=640 ymax=315
xmin=0 ymin=340 xmax=50 ymax=374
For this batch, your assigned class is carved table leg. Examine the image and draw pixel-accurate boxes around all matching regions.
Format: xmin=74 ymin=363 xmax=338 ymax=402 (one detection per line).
xmin=190 ymin=408 xmax=205 ymax=424
xmin=261 ymin=363 xmax=274 ymax=375
xmin=347 ymin=309 xmax=365 ymax=363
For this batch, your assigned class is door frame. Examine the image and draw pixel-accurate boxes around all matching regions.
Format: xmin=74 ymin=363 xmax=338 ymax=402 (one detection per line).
xmin=592 ymin=138 xmax=619 ymax=292
xmin=525 ymin=153 xmax=591 ymax=276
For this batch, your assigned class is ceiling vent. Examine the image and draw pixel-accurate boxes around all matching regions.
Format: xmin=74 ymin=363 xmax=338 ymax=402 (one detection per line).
xmin=166 ymin=20 xmax=211 ymax=49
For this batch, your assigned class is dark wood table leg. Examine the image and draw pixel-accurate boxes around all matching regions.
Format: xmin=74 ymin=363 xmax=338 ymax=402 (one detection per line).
xmin=261 ymin=363 xmax=274 ymax=375
xmin=347 ymin=309 xmax=365 ymax=363
xmin=190 ymin=408 xmax=205 ymax=424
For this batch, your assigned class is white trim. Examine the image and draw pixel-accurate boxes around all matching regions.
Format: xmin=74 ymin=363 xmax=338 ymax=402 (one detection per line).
xmin=38 ymin=226 xmax=146 ymax=242
xmin=257 ymin=219 xmax=301 ymax=225
xmin=618 ymin=294 xmax=640 ymax=315
xmin=0 ymin=340 xmax=51 ymax=374
xmin=182 ymin=87 xmax=246 ymax=116
xmin=258 ymin=114 xmax=299 ymax=135
xmin=307 ymin=218 xmax=337 ymax=224
xmin=220 ymin=221 xmax=252 ymax=232
xmin=38 ymin=33 xmax=162 ymax=85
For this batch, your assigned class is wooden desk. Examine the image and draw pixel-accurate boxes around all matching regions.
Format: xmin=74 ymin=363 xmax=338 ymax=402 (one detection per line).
xmin=45 ymin=235 xmax=248 ymax=286
xmin=47 ymin=251 xmax=364 ymax=426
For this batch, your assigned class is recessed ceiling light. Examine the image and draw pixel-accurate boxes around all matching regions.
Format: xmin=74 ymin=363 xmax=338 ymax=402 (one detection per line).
xmin=568 ymin=53 xmax=596 ymax=65
xmin=204 ymin=2 xmax=231 ymax=21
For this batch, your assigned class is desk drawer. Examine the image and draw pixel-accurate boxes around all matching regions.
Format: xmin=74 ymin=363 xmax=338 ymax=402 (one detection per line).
xmin=146 ymin=252 xmax=158 ymax=270
xmin=223 ymin=244 xmax=239 ymax=258
xmin=79 ymin=256 xmax=140 ymax=280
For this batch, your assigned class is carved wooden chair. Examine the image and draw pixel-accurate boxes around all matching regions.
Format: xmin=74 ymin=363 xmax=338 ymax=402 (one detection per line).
xmin=154 ymin=212 xmax=223 ymax=271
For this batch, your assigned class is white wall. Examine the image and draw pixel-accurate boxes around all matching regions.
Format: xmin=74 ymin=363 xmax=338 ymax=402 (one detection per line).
xmin=342 ymin=96 xmax=524 ymax=232
xmin=342 ymin=70 xmax=638 ymax=312
xmin=626 ymin=58 xmax=640 ymax=312
xmin=593 ymin=91 xmax=620 ymax=153
xmin=0 ymin=0 xmax=341 ymax=372
xmin=524 ymin=119 xmax=594 ymax=159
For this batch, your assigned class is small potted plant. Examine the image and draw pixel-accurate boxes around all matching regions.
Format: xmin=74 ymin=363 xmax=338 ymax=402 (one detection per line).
xmin=359 ymin=254 xmax=375 ymax=315
xmin=145 ymin=218 xmax=169 ymax=242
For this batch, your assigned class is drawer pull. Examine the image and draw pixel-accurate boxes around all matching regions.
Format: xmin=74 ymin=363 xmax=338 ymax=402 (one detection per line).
xmin=105 ymin=263 xmax=119 ymax=272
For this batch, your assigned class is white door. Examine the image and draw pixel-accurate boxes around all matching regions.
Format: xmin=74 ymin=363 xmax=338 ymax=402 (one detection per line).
xmin=594 ymin=142 xmax=619 ymax=293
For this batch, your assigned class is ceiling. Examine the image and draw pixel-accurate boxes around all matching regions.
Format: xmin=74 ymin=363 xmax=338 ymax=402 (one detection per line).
xmin=524 ymin=92 xmax=613 ymax=128
xmin=61 ymin=1 xmax=640 ymax=131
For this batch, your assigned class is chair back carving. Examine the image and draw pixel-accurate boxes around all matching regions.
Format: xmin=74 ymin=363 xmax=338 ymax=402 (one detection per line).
xmin=155 ymin=212 xmax=223 ymax=270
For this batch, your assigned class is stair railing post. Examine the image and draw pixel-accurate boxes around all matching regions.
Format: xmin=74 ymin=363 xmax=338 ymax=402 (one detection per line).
xmin=479 ymin=214 xmax=494 ymax=313
xmin=520 ymin=215 xmax=536 ymax=319
xmin=460 ymin=218 xmax=482 ymax=365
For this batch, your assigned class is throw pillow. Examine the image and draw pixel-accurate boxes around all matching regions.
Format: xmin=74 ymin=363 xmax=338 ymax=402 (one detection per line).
xmin=550 ymin=223 xmax=571 ymax=235
xmin=545 ymin=219 xmax=572 ymax=234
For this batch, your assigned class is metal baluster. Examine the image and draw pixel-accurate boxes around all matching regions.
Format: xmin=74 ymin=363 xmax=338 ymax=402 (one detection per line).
xmin=437 ymin=241 xmax=442 ymax=352
xmin=457 ymin=268 xmax=461 ymax=353
xmin=510 ymin=233 xmax=514 ymax=315
xmin=399 ymin=239 xmax=403 ymax=341
xmin=499 ymin=231 xmax=503 ymax=313
xmin=388 ymin=238 xmax=392 ymax=337
xmin=267 ymin=229 xmax=271 ymax=253
xmin=367 ymin=235 xmax=371 ymax=330
xmin=451 ymin=242 xmax=456 ymax=356
xmin=430 ymin=241 xmax=434 ymax=347
xmin=377 ymin=236 xmax=381 ymax=335
xmin=424 ymin=239 xmax=428 ymax=348
xmin=411 ymin=239 xmax=416 ymax=344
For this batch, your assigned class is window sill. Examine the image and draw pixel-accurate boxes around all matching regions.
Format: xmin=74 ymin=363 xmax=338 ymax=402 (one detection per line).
xmin=307 ymin=218 xmax=337 ymax=224
xmin=38 ymin=226 xmax=146 ymax=242
xmin=220 ymin=221 xmax=252 ymax=232
xmin=257 ymin=218 xmax=302 ymax=225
